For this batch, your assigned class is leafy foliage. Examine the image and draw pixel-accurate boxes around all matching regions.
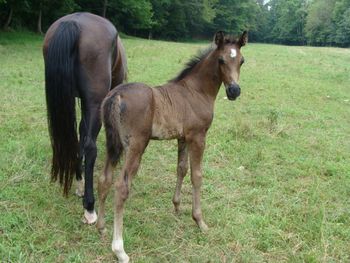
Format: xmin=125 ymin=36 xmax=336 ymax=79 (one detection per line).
xmin=1 ymin=0 xmax=350 ymax=46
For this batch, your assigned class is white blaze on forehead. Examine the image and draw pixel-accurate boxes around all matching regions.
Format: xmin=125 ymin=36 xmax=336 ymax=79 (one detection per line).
xmin=230 ymin=48 xmax=237 ymax=58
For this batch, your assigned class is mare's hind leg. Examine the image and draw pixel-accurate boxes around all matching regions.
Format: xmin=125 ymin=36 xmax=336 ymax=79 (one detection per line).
xmin=75 ymin=117 xmax=86 ymax=197
xmin=82 ymin=105 xmax=102 ymax=224
xmin=96 ymin=158 xmax=114 ymax=233
xmin=112 ymin=142 xmax=146 ymax=263
xmin=172 ymin=139 xmax=188 ymax=213
xmin=188 ymin=133 xmax=208 ymax=232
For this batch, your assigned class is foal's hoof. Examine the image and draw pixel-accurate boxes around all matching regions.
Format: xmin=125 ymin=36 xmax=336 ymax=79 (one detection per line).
xmin=112 ymin=240 xmax=130 ymax=263
xmin=82 ymin=210 xmax=97 ymax=224
xmin=174 ymin=206 xmax=180 ymax=215
xmin=98 ymin=227 xmax=107 ymax=236
xmin=173 ymin=200 xmax=181 ymax=214
xmin=75 ymin=179 xmax=85 ymax=197
xmin=115 ymin=253 xmax=129 ymax=263
xmin=198 ymin=221 xmax=209 ymax=233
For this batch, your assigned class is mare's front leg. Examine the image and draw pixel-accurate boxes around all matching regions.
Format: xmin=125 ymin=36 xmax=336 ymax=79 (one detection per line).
xmin=188 ymin=133 xmax=208 ymax=231
xmin=172 ymin=139 xmax=188 ymax=213
xmin=112 ymin=142 xmax=146 ymax=263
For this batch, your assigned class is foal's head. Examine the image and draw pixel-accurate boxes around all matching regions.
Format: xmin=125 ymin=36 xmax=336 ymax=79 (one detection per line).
xmin=214 ymin=31 xmax=248 ymax=100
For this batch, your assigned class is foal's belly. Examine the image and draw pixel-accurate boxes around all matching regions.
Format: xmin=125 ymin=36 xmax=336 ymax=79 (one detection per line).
xmin=151 ymin=121 xmax=183 ymax=140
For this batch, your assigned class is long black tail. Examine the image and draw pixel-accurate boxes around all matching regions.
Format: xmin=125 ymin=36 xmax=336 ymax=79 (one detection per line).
xmin=102 ymin=94 xmax=124 ymax=166
xmin=44 ymin=21 xmax=80 ymax=195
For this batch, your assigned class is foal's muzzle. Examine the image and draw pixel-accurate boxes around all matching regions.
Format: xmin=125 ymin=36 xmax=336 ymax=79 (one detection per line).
xmin=225 ymin=83 xmax=241 ymax=101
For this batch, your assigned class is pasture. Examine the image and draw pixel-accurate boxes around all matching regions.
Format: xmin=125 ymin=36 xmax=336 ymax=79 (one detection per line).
xmin=1 ymin=31 xmax=350 ymax=262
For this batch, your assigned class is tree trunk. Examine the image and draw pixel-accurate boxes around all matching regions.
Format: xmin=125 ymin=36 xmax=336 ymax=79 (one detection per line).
xmin=3 ymin=7 xmax=13 ymax=30
xmin=37 ymin=9 xmax=43 ymax=34
xmin=102 ymin=0 xmax=108 ymax=17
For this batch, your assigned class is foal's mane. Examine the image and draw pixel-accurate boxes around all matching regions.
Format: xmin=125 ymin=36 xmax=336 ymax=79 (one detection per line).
xmin=170 ymin=35 xmax=238 ymax=83
xmin=170 ymin=47 xmax=213 ymax=83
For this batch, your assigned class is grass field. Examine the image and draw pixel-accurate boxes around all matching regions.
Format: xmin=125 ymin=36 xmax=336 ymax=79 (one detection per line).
xmin=1 ymin=31 xmax=350 ymax=262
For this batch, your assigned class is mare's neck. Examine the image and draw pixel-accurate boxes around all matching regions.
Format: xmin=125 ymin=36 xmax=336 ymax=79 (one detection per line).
xmin=183 ymin=51 xmax=222 ymax=101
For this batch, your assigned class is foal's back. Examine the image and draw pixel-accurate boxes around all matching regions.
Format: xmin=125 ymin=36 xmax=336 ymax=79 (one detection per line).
xmin=103 ymin=80 xmax=212 ymax=143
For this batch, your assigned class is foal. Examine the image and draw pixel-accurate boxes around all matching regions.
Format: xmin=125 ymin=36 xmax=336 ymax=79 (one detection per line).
xmin=97 ymin=31 xmax=248 ymax=262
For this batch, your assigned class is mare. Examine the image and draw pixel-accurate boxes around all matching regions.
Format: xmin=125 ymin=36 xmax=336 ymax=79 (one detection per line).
xmin=97 ymin=31 xmax=248 ymax=262
xmin=43 ymin=12 xmax=127 ymax=224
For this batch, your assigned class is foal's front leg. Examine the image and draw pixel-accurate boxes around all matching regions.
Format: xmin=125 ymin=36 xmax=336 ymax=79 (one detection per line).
xmin=172 ymin=139 xmax=189 ymax=213
xmin=188 ymin=134 xmax=208 ymax=231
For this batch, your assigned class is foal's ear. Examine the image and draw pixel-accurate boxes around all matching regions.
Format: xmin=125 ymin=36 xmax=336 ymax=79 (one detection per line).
xmin=214 ymin=31 xmax=225 ymax=49
xmin=238 ymin=31 xmax=248 ymax=48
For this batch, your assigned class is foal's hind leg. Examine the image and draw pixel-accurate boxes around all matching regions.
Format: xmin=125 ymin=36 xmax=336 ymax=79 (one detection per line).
xmin=173 ymin=139 xmax=188 ymax=213
xmin=188 ymin=134 xmax=208 ymax=232
xmin=112 ymin=143 xmax=146 ymax=263
xmin=96 ymin=158 xmax=114 ymax=234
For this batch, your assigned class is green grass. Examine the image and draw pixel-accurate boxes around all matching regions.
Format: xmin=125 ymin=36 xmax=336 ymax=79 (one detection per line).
xmin=1 ymin=31 xmax=350 ymax=262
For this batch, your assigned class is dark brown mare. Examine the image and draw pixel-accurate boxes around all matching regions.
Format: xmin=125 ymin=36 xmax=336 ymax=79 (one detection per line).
xmin=43 ymin=12 xmax=127 ymax=224
xmin=96 ymin=31 xmax=248 ymax=262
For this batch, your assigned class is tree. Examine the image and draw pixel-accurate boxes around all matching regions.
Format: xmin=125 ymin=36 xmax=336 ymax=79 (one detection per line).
xmin=149 ymin=0 xmax=171 ymax=38
xmin=107 ymin=0 xmax=153 ymax=36
xmin=305 ymin=0 xmax=336 ymax=46
xmin=333 ymin=0 xmax=350 ymax=46
xmin=102 ymin=0 xmax=107 ymax=17
xmin=149 ymin=0 xmax=218 ymax=40
xmin=249 ymin=0 xmax=270 ymax=42
xmin=30 ymin=0 xmax=49 ymax=34
xmin=267 ymin=0 xmax=308 ymax=45
xmin=2 ymin=0 xmax=30 ymax=30
xmin=213 ymin=0 xmax=258 ymax=35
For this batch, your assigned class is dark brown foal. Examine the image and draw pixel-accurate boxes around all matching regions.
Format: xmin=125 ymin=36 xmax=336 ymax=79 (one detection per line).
xmin=97 ymin=31 xmax=248 ymax=262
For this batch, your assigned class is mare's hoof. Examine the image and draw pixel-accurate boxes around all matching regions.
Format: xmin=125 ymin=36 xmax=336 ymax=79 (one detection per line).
xmin=82 ymin=210 xmax=97 ymax=224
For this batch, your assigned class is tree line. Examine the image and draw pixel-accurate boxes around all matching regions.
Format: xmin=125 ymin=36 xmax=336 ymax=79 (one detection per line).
xmin=1 ymin=0 xmax=350 ymax=47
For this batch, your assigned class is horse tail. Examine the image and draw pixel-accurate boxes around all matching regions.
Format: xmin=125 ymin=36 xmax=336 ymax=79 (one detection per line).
xmin=118 ymin=36 xmax=128 ymax=82
xmin=102 ymin=94 xmax=124 ymax=166
xmin=111 ymin=35 xmax=128 ymax=88
xmin=44 ymin=21 xmax=81 ymax=196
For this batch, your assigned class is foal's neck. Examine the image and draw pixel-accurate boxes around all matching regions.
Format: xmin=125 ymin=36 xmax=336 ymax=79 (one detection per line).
xmin=183 ymin=51 xmax=222 ymax=102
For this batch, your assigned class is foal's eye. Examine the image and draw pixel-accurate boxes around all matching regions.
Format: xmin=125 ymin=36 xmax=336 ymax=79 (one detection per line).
xmin=218 ymin=57 xmax=225 ymax=65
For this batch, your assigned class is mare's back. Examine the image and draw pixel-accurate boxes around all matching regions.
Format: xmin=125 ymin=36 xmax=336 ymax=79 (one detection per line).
xmin=44 ymin=13 xmax=117 ymax=52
